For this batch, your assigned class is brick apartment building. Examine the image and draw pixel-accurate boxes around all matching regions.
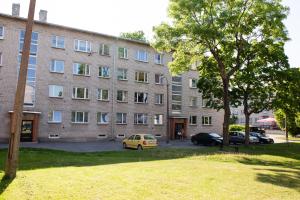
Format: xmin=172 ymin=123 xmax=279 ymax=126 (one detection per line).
xmin=0 ymin=4 xmax=223 ymax=142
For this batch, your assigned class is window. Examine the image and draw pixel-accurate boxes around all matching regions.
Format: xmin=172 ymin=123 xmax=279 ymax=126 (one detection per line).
xmin=98 ymin=66 xmax=110 ymax=78
xmin=189 ymin=116 xmax=197 ymax=125
xmin=97 ymin=112 xmax=109 ymax=124
xmin=116 ymin=113 xmax=127 ymax=124
xmin=154 ymin=114 xmax=163 ymax=125
xmin=48 ymin=111 xmax=62 ymax=123
xmin=72 ymin=87 xmax=89 ymax=99
xmin=74 ymin=39 xmax=91 ymax=52
xmin=202 ymin=116 xmax=212 ymax=125
xmin=49 ymin=85 xmax=63 ymax=98
xmin=135 ymin=50 xmax=148 ymax=62
xmin=97 ymin=89 xmax=109 ymax=101
xmin=19 ymin=30 xmax=38 ymax=55
xmin=51 ymin=35 xmax=65 ymax=49
xmin=189 ymin=78 xmax=197 ymax=88
xmin=202 ymin=98 xmax=211 ymax=108
xmin=73 ymin=63 xmax=90 ymax=76
xmin=50 ymin=60 xmax=64 ymax=73
xmin=190 ymin=97 xmax=197 ymax=107
xmin=117 ymin=68 xmax=128 ymax=80
xmin=99 ymin=44 xmax=110 ymax=56
xmin=134 ymin=92 xmax=148 ymax=103
xmin=0 ymin=52 xmax=2 ymax=66
xmin=155 ymin=94 xmax=164 ymax=105
xmin=118 ymin=47 xmax=128 ymax=59
xmin=71 ymin=111 xmax=89 ymax=123
xmin=0 ymin=26 xmax=4 ymax=39
xmin=155 ymin=74 xmax=164 ymax=85
xmin=172 ymin=76 xmax=182 ymax=113
xmin=135 ymin=71 xmax=148 ymax=83
xmin=154 ymin=53 xmax=163 ymax=65
xmin=134 ymin=113 xmax=148 ymax=125
xmin=117 ymin=90 xmax=128 ymax=102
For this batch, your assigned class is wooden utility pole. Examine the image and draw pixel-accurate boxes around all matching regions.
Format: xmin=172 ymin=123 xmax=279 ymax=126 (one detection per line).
xmin=5 ymin=0 xmax=36 ymax=179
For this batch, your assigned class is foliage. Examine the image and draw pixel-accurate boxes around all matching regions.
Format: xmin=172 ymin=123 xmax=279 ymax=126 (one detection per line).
xmin=120 ymin=30 xmax=147 ymax=42
xmin=229 ymin=124 xmax=245 ymax=132
xmin=229 ymin=115 xmax=238 ymax=124
xmin=275 ymin=109 xmax=300 ymax=136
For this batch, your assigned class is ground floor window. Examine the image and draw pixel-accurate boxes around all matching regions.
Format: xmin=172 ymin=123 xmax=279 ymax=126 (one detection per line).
xmin=97 ymin=112 xmax=109 ymax=124
xmin=154 ymin=114 xmax=163 ymax=125
xmin=116 ymin=113 xmax=127 ymax=124
xmin=202 ymin=116 xmax=212 ymax=125
xmin=71 ymin=111 xmax=89 ymax=123
xmin=134 ymin=113 xmax=148 ymax=125
xmin=48 ymin=111 xmax=62 ymax=123
xmin=189 ymin=115 xmax=197 ymax=125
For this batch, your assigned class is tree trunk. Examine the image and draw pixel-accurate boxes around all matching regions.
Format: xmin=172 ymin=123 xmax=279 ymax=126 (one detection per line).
xmin=222 ymin=78 xmax=230 ymax=146
xmin=244 ymin=97 xmax=250 ymax=146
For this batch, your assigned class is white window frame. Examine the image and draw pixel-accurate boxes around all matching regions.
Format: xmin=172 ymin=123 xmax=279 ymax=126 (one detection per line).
xmin=72 ymin=87 xmax=89 ymax=99
xmin=116 ymin=113 xmax=127 ymax=124
xmin=135 ymin=71 xmax=149 ymax=83
xmin=97 ymin=112 xmax=109 ymax=124
xmin=154 ymin=53 xmax=163 ymax=65
xmin=98 ymin=66 xmax=110 ymax=78
xmin=99 ymin=43 xmax=110 ymax=56
xmin=0 ymin=26 xmax=4 ymax=39
xmin=116 ymin=90 xmax=128 ymax=102
xmin=48 ymin=110 xmax=62 ymax=123
xmin=0 ymin=52 xmax=2 ymax=66
xmin=154 ymin=114 xmax=163 ymax=125
xmin=50 ymin=60 xmax=64 ymax=73
xmin=202 ymin=116 xmax=212 ymax=125
xmin=135 ymin=50 xmax=148 ymax=62
xmin=155 ymin=74 xmax=164 ymax=85
xmin=97 ymin=89 xmax=109 ymax=101
xmin=74 ymin=39 xmax=92 ymax=53
xmin=73 ymin=63 xmax=90 ymax=76
xmin=190 ymin=96 xmax=197 ymax=107
xmin=71 ymin=111 xmax=89 ymax=124
xmin=51 ymin=35 xmax=65 ymax=49
xmin=155 ymin=94 xmax=164 ymax=105
xmin=117 ymin=68 xmax=128 ymax=80
xmin=189 ymin=78 xmax=197 ymax=88
xmin=49 ymin=85 xmax=63 ymax=98
xmin=134 ymin=92 xmax=148 ymax=104
xmin=134 ymin=113 xmax=148 ymax=125
xmin=118 ymin=47 xmax=128 ymax=59
xmin=189 ymin=115 xmax=197 ymax=125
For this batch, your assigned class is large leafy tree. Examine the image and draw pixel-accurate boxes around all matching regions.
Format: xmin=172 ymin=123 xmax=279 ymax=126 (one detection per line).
xmin=152 ymin=0 xmax=288 ymax=145
xmin=120 ymin=30 xmax=147 ymax=42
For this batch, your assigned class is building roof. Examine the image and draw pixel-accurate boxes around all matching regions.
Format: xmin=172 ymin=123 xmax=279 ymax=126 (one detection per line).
xmin=0 ymin=13 xmax=150 ymax=46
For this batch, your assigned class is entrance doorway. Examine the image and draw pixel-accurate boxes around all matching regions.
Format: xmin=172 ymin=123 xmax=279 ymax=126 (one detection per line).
xmin=169 ymin=118 xmax=188 ymax=140
xmin=175 ymin=123 xmax=184 ymax=139
xmin=20 ymin=120 xmax=33 ymax=142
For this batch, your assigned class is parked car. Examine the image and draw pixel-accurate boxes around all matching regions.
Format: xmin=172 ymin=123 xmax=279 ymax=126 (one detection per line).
xmin=191 ymin=132 xmax=223 ymax=146
xmin=249 ymin=126 xmax=265 ymax=134
xmin=123 ymin=134 xmax=157 ymax=150
xmin=250 ymin=132 xmax=274 ymax=144
xmin=229 ymin=131 xmax=259 ymax=144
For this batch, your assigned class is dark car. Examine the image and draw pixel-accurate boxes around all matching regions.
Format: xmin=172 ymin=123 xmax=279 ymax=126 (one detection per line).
xmin=191 ymin=132 xmax=223 ymax=146
xmin=249 ymin=126 xmax=265 ymax=134
xmin=229 ymin=131 xmax=260 ymax=144
xmin=250 ymin=132 xmax=274 ymax=144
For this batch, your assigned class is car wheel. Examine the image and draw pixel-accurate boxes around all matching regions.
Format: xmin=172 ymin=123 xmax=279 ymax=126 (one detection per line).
xmin=123 ymin=143 xmax=127 ymax=149
xmin=137 ymin=145 xmax=143 ymax=151
xmin=192 ymin=140 xmax=199 ymax=145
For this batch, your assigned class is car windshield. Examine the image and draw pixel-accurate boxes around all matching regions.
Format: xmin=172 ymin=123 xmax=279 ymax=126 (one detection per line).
xmin=144 ymin=134 xmax=155 ymax=140
xmin=209 ymin=133 xmax=221 ymax=138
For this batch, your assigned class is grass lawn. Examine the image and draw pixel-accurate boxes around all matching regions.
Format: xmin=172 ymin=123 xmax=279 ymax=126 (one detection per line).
xmin=0 ymin=143 xmax=300 ymax=200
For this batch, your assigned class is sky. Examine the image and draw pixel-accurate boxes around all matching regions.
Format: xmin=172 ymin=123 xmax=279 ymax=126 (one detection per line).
xmin=0 ymin=0 xmax=299 ymax=67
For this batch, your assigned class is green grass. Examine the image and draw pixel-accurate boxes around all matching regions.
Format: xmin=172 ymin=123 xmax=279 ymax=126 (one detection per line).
xmin=0 ymin=143 xmax=300 ymax=200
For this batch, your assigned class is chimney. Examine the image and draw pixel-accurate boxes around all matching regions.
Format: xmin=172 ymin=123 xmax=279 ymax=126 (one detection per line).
xmin=12 ymin=3 xmax=20 ymax=17
xmin=39 ymin=10 xmax=47 ymax=22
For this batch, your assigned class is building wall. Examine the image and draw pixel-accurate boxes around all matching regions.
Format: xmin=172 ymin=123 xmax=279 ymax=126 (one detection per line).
xmin=0 ymin=14 xmax=223 ymax=142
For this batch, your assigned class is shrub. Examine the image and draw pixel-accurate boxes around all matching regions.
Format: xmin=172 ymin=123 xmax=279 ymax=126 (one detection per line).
xmin=229 ymin=124 xmax=245 ymax=132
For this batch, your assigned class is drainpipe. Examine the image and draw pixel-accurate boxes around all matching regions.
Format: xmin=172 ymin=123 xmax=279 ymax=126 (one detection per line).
xmin=110 ymin=40 xmax=117 ymax=141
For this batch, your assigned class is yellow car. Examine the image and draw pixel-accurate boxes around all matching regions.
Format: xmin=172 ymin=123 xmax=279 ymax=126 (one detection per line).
xmin=123 ymin=134 xmax=158 ymax=150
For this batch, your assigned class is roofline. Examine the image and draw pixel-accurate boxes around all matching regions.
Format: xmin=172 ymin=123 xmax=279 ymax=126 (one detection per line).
xmin=0 ymin=13 xmax=150 ymax=46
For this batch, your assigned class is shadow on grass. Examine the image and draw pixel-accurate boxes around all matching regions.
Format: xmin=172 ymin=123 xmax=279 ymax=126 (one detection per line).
xmin=0 ymin=176 xmax=13 ymax=195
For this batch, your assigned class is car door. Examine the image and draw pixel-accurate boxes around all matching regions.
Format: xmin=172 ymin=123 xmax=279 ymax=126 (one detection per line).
xmin=127 ymin=135 xmax=135 ymax=148
xmin=229 ymin=132 xmax=238 ymax=143
xmin=237 ymin=133 xmax=245 ymax=143
xmin=133 ymin=135 xmax=141 ymax=148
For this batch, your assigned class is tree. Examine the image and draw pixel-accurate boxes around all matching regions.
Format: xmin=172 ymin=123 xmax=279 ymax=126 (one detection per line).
xmin=152 ymin=0 xmax=289 ymax=145
xmin=120 ymin=30 xmax=147 ymax=42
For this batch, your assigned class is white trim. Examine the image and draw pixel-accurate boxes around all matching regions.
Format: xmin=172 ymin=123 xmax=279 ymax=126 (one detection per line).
xmin=0 ymin=26 xmax=4 ymax=39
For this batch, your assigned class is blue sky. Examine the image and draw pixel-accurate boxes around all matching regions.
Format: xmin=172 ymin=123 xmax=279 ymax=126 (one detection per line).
xmin=0 ymin=0 xmax=298 ymax=67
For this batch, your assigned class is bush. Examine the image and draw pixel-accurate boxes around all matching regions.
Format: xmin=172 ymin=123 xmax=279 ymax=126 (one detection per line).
xmin=275 ymin=109 xmax=300 ymax=136
xmin=229 ymin=124 xmax=245 ymax=132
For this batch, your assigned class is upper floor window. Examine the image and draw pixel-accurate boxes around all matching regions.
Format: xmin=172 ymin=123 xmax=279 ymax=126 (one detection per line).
xmin=135 ymin=50 xmax=148 ymax=62
xmin=117 ymin=90 xmax=128 ymax=102
xmin=202 ymin=116 xmax=212 ymax=125
xmin=189 ymin=115 xmax=197 ymax=125
xmin=154 ymin=53 xmax=163 ymax=65
xmin=51 ymin=35 xmax=65 ymax=49
xmin=19 ymin=30 xmax=38 ymax=55
xmin=71 ymin=111 xmax=89 ymax=123
xmin=48 ymin=110 xmax=62 ymax=123
xmin=116 ymin=113 xmax=127 ymax=124
xmin=134 ymin=92 xmax=148 ymax=104
xmin=155 ymin=74 xmax=164 ymax=85
xmin=202 ymin=98 xmax=211 ymax=108
xmin=189 ymin=78 xmax=197 ymax=88
xmin=97 ymin=112 xmax=109 ymax=124
xmin=117 ymin=68 xmax=128 ymax=80
xmin=0 ymin=26 xmax=4 ymax=39
xmin=154 ymin=114 xmax=163 ymax=125
xmin=135 ymin=71 xmax=148 ymax=83
xmin=74 ymin=39 xmax=91 ymax=52
xmin=190 ymin=96 xmax=197 ymax=107
xmin=49 ymin=85 xmax=63 ymax=98
xmin=50 ymin=60 xmax=64 ymax=73
xmin=97 ymin=89 xmax=109 ymax=101
xmin=134 ymin=113 xmax=148 ymax=125
xmin=73 ymin=63 xmax=90 ymax=76
xmin=98 ymin=66 xmax=110 ymax=78
xmin=72 ymin=87 xmax=89 ymax=99
xmin=99 ymin=44 xmax=110 ymax=56
xmin=155 ymin=94 xmax=164 ymax=105
xmin=118 ymin=47 xmax=128 ymax=59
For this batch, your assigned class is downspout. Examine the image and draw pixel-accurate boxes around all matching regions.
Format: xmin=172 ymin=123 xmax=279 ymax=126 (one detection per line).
xmin=110 ymin=39 xmax=117 ymax=141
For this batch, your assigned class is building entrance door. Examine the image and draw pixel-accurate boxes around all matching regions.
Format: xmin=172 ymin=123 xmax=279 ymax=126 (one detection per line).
xmin=174 ymin=123 xmax=184 ymax=140
xmin=20 ymin=120 xmax=33 ymax=142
